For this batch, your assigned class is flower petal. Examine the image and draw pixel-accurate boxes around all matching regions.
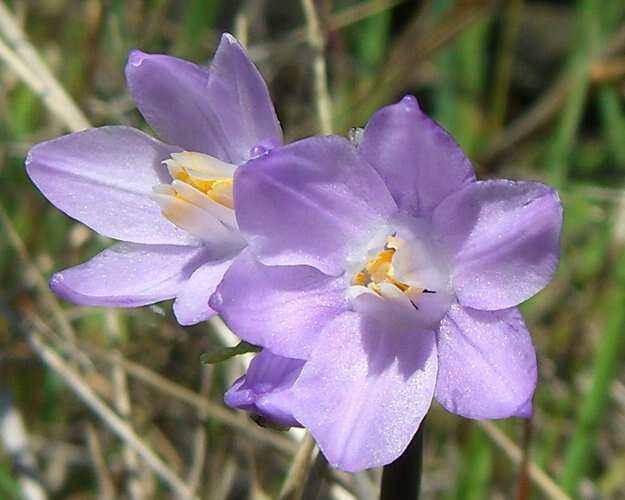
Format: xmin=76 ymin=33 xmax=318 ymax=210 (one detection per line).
xmin=433 ymin=180 xmax=562 ymax=310
xmin=125 ymin=34 xmax=282 ymax=163
xmin=26 ymin=126 xmax=196 ymax=245
xmin=360 ymin=96 xmax=475 ymax=215
xmin=50 ymin=243 xmax=208 ymax=307
xmin=225 ymin=349 xmax=305 ymax=428
xmin=235 ymin=136 xmax=397 ymax=275
xmin=210 ymin=250 xmax=347 ymax=359
xmin=172 ymin=257 xmax=234 ymax=325
xmin=292 ymin=312 xmax=437 ymax=472
xmin=435 ymin=305 xmax=537 ymax=419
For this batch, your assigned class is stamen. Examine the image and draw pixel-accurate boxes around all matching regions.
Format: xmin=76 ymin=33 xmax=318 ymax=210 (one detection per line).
xmin=163 ymin=152 xmax=236 ymax=209
xmin=350 ymin=234 xmax=436 ymax=305
xmin=153 ymin=151 xmax=239 ymax=237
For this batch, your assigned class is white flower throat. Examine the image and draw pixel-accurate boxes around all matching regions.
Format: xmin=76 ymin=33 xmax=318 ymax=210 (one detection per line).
xmin=350 ymin=233 xmax=436 ymax=305
xmin=345 ymin=223 xmax=453 ymax=328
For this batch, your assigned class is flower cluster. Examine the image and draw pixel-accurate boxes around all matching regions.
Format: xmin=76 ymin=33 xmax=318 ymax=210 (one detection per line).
xmin=27 ymin=34 xmax=562 ymax=472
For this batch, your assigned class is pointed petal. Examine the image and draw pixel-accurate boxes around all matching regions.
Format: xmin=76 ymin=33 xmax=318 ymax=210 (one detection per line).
xmin=292 ymin=312 xmax=437 ymax=472
xmin=205 ymin=34 xmax=283 ymax=160
xmin=234 ymin=136 xmax=397 ymax=276
xmin=50 ymin=243 xmax=207 ymax=307
xmin=125 ymin=34 xmax=282 ymax=163
xmin=433 ymin=180 xmax=562 ymax=310
xmin=210 ymin=250 xmax=347 ymax=359
xmin=435 ymin=305 xmax=537 ymax=419
xmin=360 ymin=96 xmax=475 ymax=215
xmin=172 ymin=257 xmax=234 ymax=325
xmin=225 ymin=349 xmax=305 ymax=428
xmin=26 ymin=126 xmax=196 ymax=245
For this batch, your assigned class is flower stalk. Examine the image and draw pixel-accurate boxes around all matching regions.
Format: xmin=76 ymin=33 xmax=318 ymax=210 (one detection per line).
xmin=379 ymin=423 xmax=424 ymax=500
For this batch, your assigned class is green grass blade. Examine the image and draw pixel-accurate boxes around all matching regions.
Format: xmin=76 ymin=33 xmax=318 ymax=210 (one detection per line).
xmin=560 ymin=247 xmax=625 ymax=494
xmin=545 ymin=0 xmax=600 ymax=186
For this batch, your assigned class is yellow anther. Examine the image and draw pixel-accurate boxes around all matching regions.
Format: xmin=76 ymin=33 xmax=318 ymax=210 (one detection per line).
xmin=173 ymin=169 xmax=234 ymax=209
xmin=353 ymin=271 xmax=369 ymax=286
xmin=351 ymin=235 xmax=423 ymax=300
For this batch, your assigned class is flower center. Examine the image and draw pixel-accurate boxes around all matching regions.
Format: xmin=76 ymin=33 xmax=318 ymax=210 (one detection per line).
xmin=345 ymin=222 xmax=453 ymax=329
xmin=152 ymin=151 xmax=239 ymax=241
xmin=351 ymin=234 xmax=434 ymax=305
xmin=351 ymin=233 xmax=436 ymax=309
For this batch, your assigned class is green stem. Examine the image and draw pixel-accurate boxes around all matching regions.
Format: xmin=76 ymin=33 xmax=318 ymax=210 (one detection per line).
xmin=379 ymin=423 xmax=424 ymax=500
xmin=560 ymin=249 xmax=625 ymax=495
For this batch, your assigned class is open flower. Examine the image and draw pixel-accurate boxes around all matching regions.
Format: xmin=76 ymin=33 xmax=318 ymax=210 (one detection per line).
xmin=26 ymin=34 xmax=282 ymax=325
xmin=212 ymin=96 xmax=562 ymax=471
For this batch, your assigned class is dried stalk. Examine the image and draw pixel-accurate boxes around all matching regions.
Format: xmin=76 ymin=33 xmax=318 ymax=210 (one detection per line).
xmin=80 ymin=340 xmax=297 ymax=455
xmin=85 ymin=424 xmax=115 ymax=500
xmin=105 ymin=311 xmax=146 ymax=500
xmin=477 ymin=421 xmax=570 ymax=500
xmin=0 ymin=2 xmax=90 ymax=131
xmin=279 ymin=433 xmax=316 ymax=500
xmin=27 ymin=332 xmax=196 ymax=499
xmin=301 ymin=0 xmax=333 ymax=135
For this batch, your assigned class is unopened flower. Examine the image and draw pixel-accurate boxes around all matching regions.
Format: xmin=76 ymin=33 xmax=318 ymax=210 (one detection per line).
xmin=225 ymin=349 xmax=305 ymax=428
xmin=212 ymin=96 xmax=562 ymax=471
xmin=26 ymin=34 xmax=281 ymax=325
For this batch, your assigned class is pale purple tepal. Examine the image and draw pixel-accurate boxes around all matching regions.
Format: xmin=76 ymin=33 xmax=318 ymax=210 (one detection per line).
xmin=26 ymin=34 xmax=282 ymax=325
xmin=214 ymin=96 xmax=563 ymax=472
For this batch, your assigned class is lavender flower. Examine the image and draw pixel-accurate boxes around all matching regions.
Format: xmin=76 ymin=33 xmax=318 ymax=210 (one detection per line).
xmin=212 ymin=96 xmax=562 ymax=471
xmin=26 ymin=34 xmax=282 ymax=325
xmin=225 ymin=349 xmax=305 ymax=428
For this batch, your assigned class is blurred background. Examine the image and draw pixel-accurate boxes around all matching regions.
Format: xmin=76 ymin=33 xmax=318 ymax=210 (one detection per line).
xmin=1 ymin=0 xmax=624 ymax=498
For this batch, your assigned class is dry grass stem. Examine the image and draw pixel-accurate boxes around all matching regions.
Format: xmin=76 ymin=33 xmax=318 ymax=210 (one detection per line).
xmin=27 ymin=332 xmax=196 ymax=499
xmin=0 ymin=3 xmax=90 ymax=131
xmin=0 ymin=203 xmax=76 ymax=341
xmin=80 ymin=340 xmax=297 ymax=455
xmin=185 ymin=366 xmax=212 ymax=496
xmin=301 ymin=0 xmax=333 ymax=135
xmin=85 ymin=424 xmax=116 ymax=500
xmin=249 ymin=0 xmax=404 ymax=61
xmin=481 ymin=19 xmax=625 ymax=165
xmin=477 ymin=421 xmax=571 ymax=500
xmin=279 ymin=433 xmax=316 ymax=500
xmin=301 ymin=447 xmax=329 ymax=500
xmin=105 ymin=310 xmax=146 ymax=500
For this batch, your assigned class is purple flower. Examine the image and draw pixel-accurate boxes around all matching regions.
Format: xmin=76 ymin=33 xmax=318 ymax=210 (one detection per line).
xmin=225 ymin=349 xmax=305 ymax=428
xmin=212 ymin=96 xmax=562 ymax=471
xmin=26 ymin=34 xmax=282 ymax=325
